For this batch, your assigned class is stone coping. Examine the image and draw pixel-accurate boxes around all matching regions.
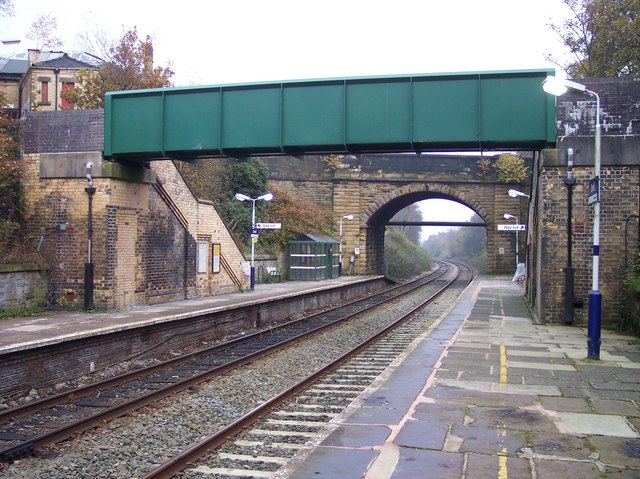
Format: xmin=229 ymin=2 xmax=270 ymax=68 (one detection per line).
xmin=0 ymin=263 xmax=48 ymax=273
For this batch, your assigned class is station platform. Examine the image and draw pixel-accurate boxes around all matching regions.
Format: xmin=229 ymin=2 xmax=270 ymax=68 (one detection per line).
xmin=0 ymin=275 xmax=383 ymax=355
xmin=279 ymin=276 xmax=640 ymax=479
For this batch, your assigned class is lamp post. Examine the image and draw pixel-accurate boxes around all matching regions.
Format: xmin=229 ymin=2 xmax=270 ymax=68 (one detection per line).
xmin=564 ymin=148 xmax=576 ymax=325
xmin=84 ymin=162 xmax=95 ymax=310
xmin=543 ymin=75 xmax=602 ymax=360
xmin=504 ymin=213 xmax=519 ymax=267
xmin=339 ymin=214 xmax=354 ymax=276
xmin=235 ymin=192 xmax=274 ymax=291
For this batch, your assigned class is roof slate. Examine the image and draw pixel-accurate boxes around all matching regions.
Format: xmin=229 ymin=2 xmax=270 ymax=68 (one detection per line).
xmin=34 ymin=53 xmax=97 ymax=69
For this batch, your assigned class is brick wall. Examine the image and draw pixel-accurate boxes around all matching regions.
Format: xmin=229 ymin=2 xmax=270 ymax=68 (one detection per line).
xmin=19 ymin=110 xmax=247 ymax=311
xmin=537 ymin=159 xmax=640 ymax=325
xmin=534 ymin=77 xmax=640 ymax=326
xmin=21 ymin=109 xmax=103 ymax=154
xmin=555 ymin=78 xmax=639 ymax=138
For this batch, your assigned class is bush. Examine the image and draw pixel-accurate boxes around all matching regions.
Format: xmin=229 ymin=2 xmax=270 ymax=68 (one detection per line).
xmin=494 ymin=153 xmax=528 ymax=183
xmin=621 ymin=253 xmax=640 ymax=335
xmin=0 ymin=104 xmax=23 ymax=259
xmin=385 ymin=229 xmax=432 ymax=281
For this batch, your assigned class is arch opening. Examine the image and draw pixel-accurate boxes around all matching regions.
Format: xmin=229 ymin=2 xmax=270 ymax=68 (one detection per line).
xmin=363 ymin=190 xmax=489 ymax=279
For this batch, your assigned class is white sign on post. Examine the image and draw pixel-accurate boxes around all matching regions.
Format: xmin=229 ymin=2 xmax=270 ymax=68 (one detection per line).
xmin=497 ymin=224 xmax=526 ymax=231
xmin=256 ymin=222 xmax=282 ymax=229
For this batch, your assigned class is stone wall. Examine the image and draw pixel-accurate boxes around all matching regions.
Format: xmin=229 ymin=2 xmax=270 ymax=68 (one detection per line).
xmin=263 ymin=154 xmax=531 ymax=275
xmin=0 ymin=264 xmax=47 ymax=312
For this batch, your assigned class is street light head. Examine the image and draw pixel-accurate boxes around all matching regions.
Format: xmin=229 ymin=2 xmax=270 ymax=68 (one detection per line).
xmin=504 ymin=213 xmax=516 ymax=220
xmin=542 ymin=76 xmax=587 ymax=96
xmin=235 ymin=192 xmax=251 ymax=202
xmin=508 ymin=189 xmax=530 ymax=198
xmin=258 ymin=192 xmax=274 ymax=202
xmin=343 ymin=214 xmax=354 ymax=220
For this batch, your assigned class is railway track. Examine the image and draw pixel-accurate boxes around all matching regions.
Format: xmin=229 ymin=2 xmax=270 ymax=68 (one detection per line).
xmin=0 ymin=263 xmax=453 ymax=463
xmin=142 ymin=262 xmax=473 ymax=478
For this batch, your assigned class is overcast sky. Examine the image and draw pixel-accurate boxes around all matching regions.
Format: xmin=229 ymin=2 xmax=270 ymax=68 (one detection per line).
xmin=2 ymin=0 xmax=571 ymax=86
xmin=1 ymin=0 xmax=568 ymax=235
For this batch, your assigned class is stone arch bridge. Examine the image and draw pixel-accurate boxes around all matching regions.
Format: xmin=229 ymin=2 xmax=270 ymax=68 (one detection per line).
xmin=262 ymin=153 xmax=530 ymax=275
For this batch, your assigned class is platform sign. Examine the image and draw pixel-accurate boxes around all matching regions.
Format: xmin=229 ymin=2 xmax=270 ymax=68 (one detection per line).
xmin=498 ymin=224 xmax=526 ymax=231
xmin=256 ymin=222 xmax=282 ymax=229
xmin=587 ymin=176 xmax=600 ymax=205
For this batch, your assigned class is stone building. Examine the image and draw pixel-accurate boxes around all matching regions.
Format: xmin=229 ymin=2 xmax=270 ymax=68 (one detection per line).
xmin=0 ymin=49 xmax=101 ymax=117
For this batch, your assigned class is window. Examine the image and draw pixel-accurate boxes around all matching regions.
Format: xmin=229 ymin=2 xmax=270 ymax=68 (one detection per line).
xmin=61 ymin=82 xmax=75 ymax=109
xmin=41 ymin=81 xmax=49 ymax=103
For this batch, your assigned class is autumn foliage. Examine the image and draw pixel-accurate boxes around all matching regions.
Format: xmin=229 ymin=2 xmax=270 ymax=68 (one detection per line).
xmin=548 ymin=0 xmax=640 ymax=78
xmin=64 ymin=27 xmax=174 ymax=109
xmin=0 ymin=96 xmax=23 ymax=256
xmin=177 ymin=158 xmax=333 ymax=254
xmin=260 ymin=184 xmax=334 ymax=248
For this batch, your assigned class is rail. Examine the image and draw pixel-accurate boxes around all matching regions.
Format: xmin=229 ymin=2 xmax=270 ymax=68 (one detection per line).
xmin=0 ymin=264 xmax=453 ymax=462
xmin=142 ymin=262 xmax=473 ymax=478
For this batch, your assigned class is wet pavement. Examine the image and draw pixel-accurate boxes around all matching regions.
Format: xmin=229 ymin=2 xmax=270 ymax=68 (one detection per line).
xmin=280 ymin=277 xmax=640 ymax=479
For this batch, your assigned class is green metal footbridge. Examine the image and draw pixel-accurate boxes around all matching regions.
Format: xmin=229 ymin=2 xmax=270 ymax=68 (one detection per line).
xmin=103 ymin=69 xmax=556 ymax=161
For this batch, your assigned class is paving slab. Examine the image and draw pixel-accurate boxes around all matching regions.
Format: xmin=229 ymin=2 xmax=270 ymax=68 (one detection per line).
xmin=539 ymin=397 xmax=592 ymax=413
xmin=467 ymin=406 xmax=557 ymax=433
xmin=394 ymin=419 xmax=449 ymax=450
xmin=590 ymin=399 xmax=640 ymax=416
xmin=527 ymin=430 xmax=593 ymax=459
xmin=533 ymin=458 xmax=604 ymax=478
xmin=412 ymin=402 xmax=467 ymax=424
xmin=587 ymin=435 xmax=640 ymax=469
xmin=464 ymin=452 xmax=532 ymax=479
xmin=453 ymin=424 xmax=528 ymax=455
xmin=285 ymin=447 xmax=378 ymax=479
xmin=389 ymin=449 xmax=463 ymax=479
xmin=321 ymin=424 xmax=391 ymax=448
xmin=553 ymin=411 xmax=639 ymax=438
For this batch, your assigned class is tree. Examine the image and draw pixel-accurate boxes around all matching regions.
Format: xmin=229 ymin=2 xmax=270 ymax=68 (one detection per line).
xmin=0 ymin=0 xmax=14 ymax=17
xmin=0 ymin=92 xmax=22 ymax=257
xmin=26 ymin=14 xmax=63 ymax=50
xmin=178 ymin=157 xmax=333 ymax=252
xmin=385 ymin=229 xmax=432 ymax=282
xmin=389 ymin=203 xmax=423 ymax=246
xmin=548 ymin=0 xmax=640 ymax=78
xmin=422 ymin=214 xmax=487 ymax=273
xmin=64 ymin=27 xmax=174 ymax=109
xmin=259 ymin=183 xmax=333 ymax=250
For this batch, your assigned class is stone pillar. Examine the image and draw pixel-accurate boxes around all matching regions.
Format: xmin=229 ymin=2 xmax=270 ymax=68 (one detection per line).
xmin=365 ymin=226 xmax=386 ymax=275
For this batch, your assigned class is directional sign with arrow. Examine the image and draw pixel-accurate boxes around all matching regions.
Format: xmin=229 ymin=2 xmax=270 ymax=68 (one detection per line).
xmin=256 ymin=222 xmax=282 ymax=229
xmin=497 ymin=224 xmax=526 ymax=231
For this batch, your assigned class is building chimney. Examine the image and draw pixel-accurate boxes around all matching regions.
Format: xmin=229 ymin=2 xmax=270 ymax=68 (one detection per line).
xmin=28 ymin=49 xmax=41 ymax=64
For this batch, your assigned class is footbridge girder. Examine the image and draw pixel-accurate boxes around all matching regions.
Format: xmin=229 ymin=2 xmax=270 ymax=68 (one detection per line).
xmin=104 ymin=69 xmax=555 ymax=161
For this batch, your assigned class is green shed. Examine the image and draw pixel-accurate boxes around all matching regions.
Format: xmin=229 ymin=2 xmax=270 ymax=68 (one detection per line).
xmin=288 ymin=234 xmax=340 ymax=281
